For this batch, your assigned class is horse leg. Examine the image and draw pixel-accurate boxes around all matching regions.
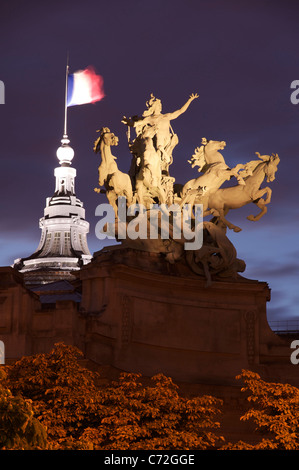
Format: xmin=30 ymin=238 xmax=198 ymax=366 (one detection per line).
xmin=217 ymin=208 xmax=242 ymax=232
xmin=229 ymin=168 xmax=245 ymax=185
xmin=235 ymin=164 xmax=245 ymax=171
xmin=124 ymin=177 xmax=133 ymax=206
xmin=252 ymin=186 xmax=272 ymax=204
xmin=203 ymin=208 xmax=213 ymax=217
xmin=263 ymin=187 xmax=272 ymax=204
xmin=184 ymin=192 xmax=197 ymax=219
xmin=98 ymin=165 xmax=106 ymax=187
xmin=107 ymin=191 xmax=118 ymax=216
xmin=247 ymin=187 xmax=272 ymax=221
xmin=247 ymin=199 xmax=268 ymax=221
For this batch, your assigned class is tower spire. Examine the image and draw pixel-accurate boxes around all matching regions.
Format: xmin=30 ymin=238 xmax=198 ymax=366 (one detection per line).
xmin=64 ymin=52 xmax=69 ymax=138
xmin=56 ymin=54 xmax=74 ymax=166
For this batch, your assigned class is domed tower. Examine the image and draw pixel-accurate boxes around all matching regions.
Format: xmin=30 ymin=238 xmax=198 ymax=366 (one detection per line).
xmin=13 ymin=133 xmax=92 ymax=285
xmin=13 ymin=59 xmax=97 ymax=285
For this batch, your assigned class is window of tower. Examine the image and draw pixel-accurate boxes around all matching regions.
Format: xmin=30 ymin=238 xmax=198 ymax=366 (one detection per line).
xmin=53 ymin=232 xmax=61 ymax=255
xmin=42 ymin=232 xmax=52 ymax=256
xmin=64 ymin=232 xmax=71 ymax=255
xmin=79 ymin=233 xmax=85 ymax=252
xmin=60 ymin=179 xmax=66 ymax=194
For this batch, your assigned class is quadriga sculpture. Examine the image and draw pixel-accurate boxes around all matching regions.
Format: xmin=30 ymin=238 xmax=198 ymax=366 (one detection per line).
xmin=93 ymin=93 xmax=280 ymax=284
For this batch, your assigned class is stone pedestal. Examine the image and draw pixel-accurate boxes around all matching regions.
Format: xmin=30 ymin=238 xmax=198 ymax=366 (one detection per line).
xmin=78 ymin=247 xmax=291 ymax=385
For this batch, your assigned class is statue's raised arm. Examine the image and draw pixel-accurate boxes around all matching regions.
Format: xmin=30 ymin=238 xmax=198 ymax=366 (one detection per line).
xmin=166 ymin=93 xmax=199 ymax=121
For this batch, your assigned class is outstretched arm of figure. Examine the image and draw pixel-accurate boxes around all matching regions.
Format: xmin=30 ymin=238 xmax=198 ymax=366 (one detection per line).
xmin=167 ymin=93 xmax=199 ymax=120
xmin=121 ymin=116 xmax=135 ymax=127
xmin=122 ymin=115 xmax=152 ymax=140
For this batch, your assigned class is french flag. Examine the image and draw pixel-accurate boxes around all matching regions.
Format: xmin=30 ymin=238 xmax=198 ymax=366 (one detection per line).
xmin=67 ymin=66 xmax=105 ymax=107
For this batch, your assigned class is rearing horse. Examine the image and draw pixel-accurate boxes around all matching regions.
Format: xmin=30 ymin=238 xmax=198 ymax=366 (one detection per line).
xmin=93 ymin=127 xmax=133 ymax=214
xmin=179 ymin=139 xmax=246 ymax=208
xmin=207 ymin=152 xmax=280 ymax=232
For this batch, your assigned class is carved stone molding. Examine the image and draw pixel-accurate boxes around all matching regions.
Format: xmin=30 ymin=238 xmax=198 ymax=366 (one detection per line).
xmin=121 ymin=295 xmax=132 ymax=348
xmin=244 ymin=310 xmax=257 ymax=365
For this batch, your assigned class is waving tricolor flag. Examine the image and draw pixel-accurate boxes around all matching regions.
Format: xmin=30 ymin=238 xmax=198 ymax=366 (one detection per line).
xmin=67 ymin=66 xmax=105 ymax=107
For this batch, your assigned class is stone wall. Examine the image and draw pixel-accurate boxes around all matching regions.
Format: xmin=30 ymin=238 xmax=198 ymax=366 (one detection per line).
xmin=0 ymin=267 xmax=79 ymax=360
xmin=1 ymin=251 xmax=298 ymax=388
xmin=78 ymin=248 xmax=297 ymax=386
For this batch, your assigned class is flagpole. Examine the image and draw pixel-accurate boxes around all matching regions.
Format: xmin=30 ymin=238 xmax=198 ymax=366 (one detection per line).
xmin=63 ymin=53 xmax=69 ymax=138
xmin=56 ymin=53 xmax=75 ymax=166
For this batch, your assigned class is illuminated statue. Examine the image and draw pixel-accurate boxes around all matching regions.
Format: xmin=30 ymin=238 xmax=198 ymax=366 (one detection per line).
xmin=206 ymin=152 xmax=280 ymax=232
xmin=93 ymin=93 xmax=279 ymax=284
xmin=122 ymin=93 xmax=199 ymax=176
xmin=134 ymin=124 xmax=166 ymax=207
xmin=93 ymin=127 xmax=133 ymax=214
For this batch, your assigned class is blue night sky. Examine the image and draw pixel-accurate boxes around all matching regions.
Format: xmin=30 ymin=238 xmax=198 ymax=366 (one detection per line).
xmin=0 ymin=0 xmax=299 ymax=326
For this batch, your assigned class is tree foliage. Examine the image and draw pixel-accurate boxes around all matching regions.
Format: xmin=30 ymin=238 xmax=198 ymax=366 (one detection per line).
xmin=7 ymin=343 xmax=99 ymax=444
xmin=4 ymin=343 xmax=224 ymax=450
xmin=4 ymin=344 xmax=299 ymax=450
xmin=0 ymin=367 xmax=47 ymax=449
xmin=222 ymin=369 xmax=299 ymax=450
xmin=77 ymin=372 xmax=224 ymax=450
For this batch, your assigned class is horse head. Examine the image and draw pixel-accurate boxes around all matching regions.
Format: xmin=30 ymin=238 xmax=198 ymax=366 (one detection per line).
xmin=266 ymin=153 xmax=280 ymax=182
xmin=256 ymin=152 xmax=280 ymax=182
xmin=189 ymin=138 xmax=227 ymax=170
xmin=94 ymin=127 xmax=119 ymax=154
xmin=204 ymin=138 xmax=226 ymax=151
xmin=201 ymin=138 xmax=227 ymax=167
